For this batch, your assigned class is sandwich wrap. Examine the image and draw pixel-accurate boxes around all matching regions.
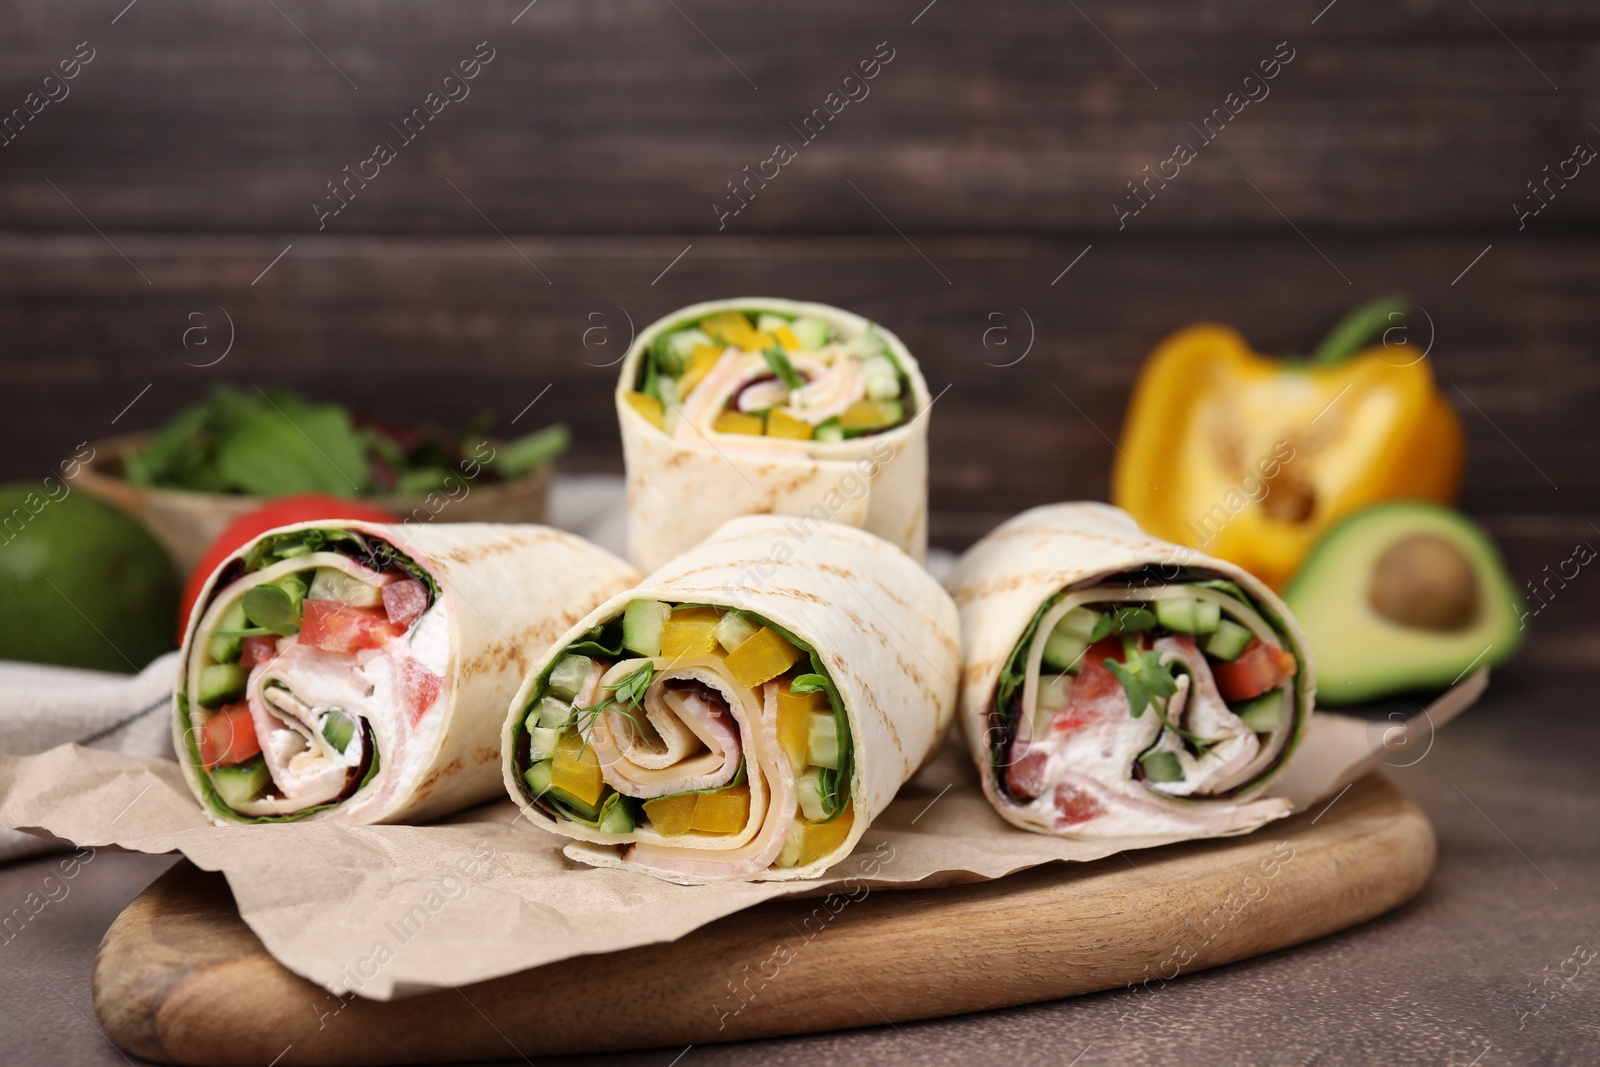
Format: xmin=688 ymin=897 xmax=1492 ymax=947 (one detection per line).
xmin=616 ymin=297 xmax=930 ymax=573
xmin=502 ymin=516 xmax=960 ymax=883
xmin=948 ymin=503 xmax=1315 ymax=843
xmin=176 ymin=521 xmax=639 ymax=824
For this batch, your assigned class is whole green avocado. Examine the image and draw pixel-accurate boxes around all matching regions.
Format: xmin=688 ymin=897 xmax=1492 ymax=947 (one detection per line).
xmin=0 ymin=484 xmax=178 ymax=673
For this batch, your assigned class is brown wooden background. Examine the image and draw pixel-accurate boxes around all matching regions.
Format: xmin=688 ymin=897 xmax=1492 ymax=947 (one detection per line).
xmin=2 ymin=1 xmax=1595 ymax=591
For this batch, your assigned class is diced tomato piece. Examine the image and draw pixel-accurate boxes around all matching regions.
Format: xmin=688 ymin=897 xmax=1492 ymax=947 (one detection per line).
xmin=1005 ymin=747 xmax=1050 ymax=800
xmin=1050 ymin=637 xmax=1132 ymax=732
xmin=382 ymin=578 xmax=429 ymax=627
xmin=1054 ymin=781 xmax=1106 ymax=827
xmin=1212 ymin=639 xmax=1298 ymax=703
xmin=199 ymin=703 xmax=261 ymax=769
xmin=399 ymin=658 xmax=444 ymax=726
xmin=1072 ymin=637 xmax=1128 ymax=702
xmin=298 ymin=600 xmax=406 ymax=655
xmin=238 ymin=635 xmax=280 ymax=670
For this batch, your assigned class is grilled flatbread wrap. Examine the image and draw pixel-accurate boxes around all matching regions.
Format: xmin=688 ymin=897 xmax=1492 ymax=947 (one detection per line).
xmin=617 ymin=297 xmax=930 ymax=573
xmin=176 ymin=521 xmax=638 ymax=825
xmin=502 ymin=516 xmax=959 ymax=883
xmin=949 ymin=503 xmax=1315 ymax=843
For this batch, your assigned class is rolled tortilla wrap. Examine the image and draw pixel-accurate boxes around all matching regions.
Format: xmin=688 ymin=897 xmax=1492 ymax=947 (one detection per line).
xmin=948 ymin=503 xmax=1315 ymax=843
xmin=176 ymin=522 xmax=639 ymax=824
xmin=502 ymin=516 xmax=959 ymax=883
xmin=617 ymin=297 xmax=930 ymax=573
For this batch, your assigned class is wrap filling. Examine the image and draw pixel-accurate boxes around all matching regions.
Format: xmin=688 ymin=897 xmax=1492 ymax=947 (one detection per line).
xmin=180 ymin=528 xmax=446 ymax=821
xmin=988 ymin=568 xmax=1307 ymax=837
xmin=625 ymin=307 xmax=913 ymax=443
xmin=511 ymin=600 xmax=855 ymax=878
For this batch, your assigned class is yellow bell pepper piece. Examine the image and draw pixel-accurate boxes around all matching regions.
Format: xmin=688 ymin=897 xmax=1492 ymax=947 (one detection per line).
xmin=691 ymin=785 xmax=751 ymax=833
xmin=765 ymin=409 xmax=813 ymax=440
xmin=712 ymin=410 xmax=765 ymax=436
xmin=700 ymin=312 xmax=774 ymax=352
xmin=725 ymin=627 xmax=805 ymax=688
xmin=1113 ymin=298 xmax=1464 ymax=590
xmin=678 ymin=344 xmax=723 ymax=398
xmin=771 ymin=324 xmax=802 ymax=350
xmin=642 ymin=793 xmax=697 ymax=836
xmin=624 ymin=391 xmax=666 ymax=431
xmin=796 ymin=804 xmax=854 ymax=867
xmin=775 ymin=682 xmax=829 ymax=771
xmin=642 ymin=785 xmax=752 ymax=836
xmin=550 ymin=733 xmax=605 ymax=808
xmin=839 ymin=398 xmax=890 ymax=430
xmin=661 ymin=606 xmax=722 ymax=660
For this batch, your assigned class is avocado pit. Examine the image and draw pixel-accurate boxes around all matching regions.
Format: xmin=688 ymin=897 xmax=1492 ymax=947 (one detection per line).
xmin=1367 ymin=534 xmax=1479 ymax=632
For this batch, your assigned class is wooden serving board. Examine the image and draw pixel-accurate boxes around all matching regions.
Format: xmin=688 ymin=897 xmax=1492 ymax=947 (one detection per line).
xmin=95 ymin=774 xmax=1433 ymax=1066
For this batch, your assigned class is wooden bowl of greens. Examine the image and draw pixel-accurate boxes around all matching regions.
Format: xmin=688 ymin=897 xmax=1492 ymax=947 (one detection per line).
xmin=71 ymin=386 xmax=567 ymax=575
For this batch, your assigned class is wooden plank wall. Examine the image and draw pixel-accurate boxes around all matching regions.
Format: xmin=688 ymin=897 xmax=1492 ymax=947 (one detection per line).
xmin=1 ymin=1 xmax=1595 ymax=554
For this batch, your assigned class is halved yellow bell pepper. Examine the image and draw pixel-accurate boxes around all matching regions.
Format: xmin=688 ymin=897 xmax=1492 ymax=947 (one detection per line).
xmin=1113 ymin=296 xmax=1463 ymax=590
xmin=725 ymin=627 xmax=804 ymax=688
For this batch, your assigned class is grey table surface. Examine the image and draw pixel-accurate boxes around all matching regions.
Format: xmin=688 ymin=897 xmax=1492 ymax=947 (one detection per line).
xmin=3 ymin=657 xmax=1595 ymax=1067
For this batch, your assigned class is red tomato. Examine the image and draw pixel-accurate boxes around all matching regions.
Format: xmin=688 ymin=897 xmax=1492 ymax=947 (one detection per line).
xmin=382 ymin=578 xmax=429 ymax=627
xmin=1050 ymin=636 xmax=1135 ymax=733
xmin=238 ymin=635 xmax=280 ymax=670
xmin=298 ymin=600 xmax=406 ymax=655
xmin=398 ymin=658 xmax=445 ymax=726
xmin=1212 ymin=639 xmax=1298 ymax=703
xmin=1004 ymin=747 xmax=1049 ymax=800
xmin=199 ymin=703 xmax=261 ymax=769
xmin=179 ymin=494 xmax=397 ymax=641
xmin=1054 ymin=781 xmax=1106 ymax=827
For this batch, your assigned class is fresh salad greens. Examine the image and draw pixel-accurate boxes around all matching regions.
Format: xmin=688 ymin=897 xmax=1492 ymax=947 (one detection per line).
xmin=123 ymin=384 xmax=567 ymax=497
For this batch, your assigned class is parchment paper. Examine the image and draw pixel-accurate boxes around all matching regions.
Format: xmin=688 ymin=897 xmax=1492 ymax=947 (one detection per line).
xmin=0 ymin=670 xmax=1482 ymax=1000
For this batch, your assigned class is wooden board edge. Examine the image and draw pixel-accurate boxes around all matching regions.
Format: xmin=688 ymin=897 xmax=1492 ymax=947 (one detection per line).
xmin=95 ymin=773 xmax=1434 ymax=1065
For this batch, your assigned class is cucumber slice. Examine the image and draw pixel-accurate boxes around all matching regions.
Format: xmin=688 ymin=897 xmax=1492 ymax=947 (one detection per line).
xmin=210 ymin=756 xmax=271 ymax=808
xmin=713 ymin=611 xmax=759 ymax=653
xmin=1235 ymin=690 xmax=1286 ymax=732
xmin=527 ymin=726 xmax=560 ymax=762
xmin=622 ymin=599 xmax=669 ymax=658
xmin=877 ymin=398 xmax=905 ymax=424
xmin=775 ymin=819 xmax=806 ymax=867
xmin=546 ymin=654 xmax=592 ymax=701
xmin=1041 ymin=633 xmax=1088 ymax=673
xmin=844 ymin=332 xmax=887 ymax=358
xmin=243 ymin=575 xmax=307 ymax=636
xmin=597 ymin=793 xmax=635 ymax=835
xmin=1202 ymin=620 xmax=1253 ymax=660
xmin=206 ymin=601 xmax=249 ymax=664
xmin=1042 ymin=607 xmax=1107 ymax=671
xmin=756 ymin=313 xmax=793 ymax=334
xmin=812 ymin=418 xmax=844 ymax=443
xmin=795 ymin=770 xmax=828 ymax=821
xmin=1154 ymin=597 xmax=1197 ymax=633
xmin=862 ymin=356 xmax=900 ymax=400
xmin=320 ymin=710 xmax=356 ymax=754
xmin=1139 ymin=750 xmax=1184 ymax=783
xmin=1154 ymin=597 xmax=1222 ymax=635
xmin=550 ymin=784 xmax=600 ymax=821
xmin=666 ymin=327 xmax=713 ymax=366
xmin=308 ymin=567 xmax=383 ymax=608
xmin=806 ymin=712 xmax=839 ymax=770
xmin=534 ymin=697 xmax=573 ymax=730
xmin=791 ymin=317 xmax=830 ymax=349
xmin=523 ymin=760 xmax=553 ymax=796
xmin=197 ymin=664 xmax=248 ymax=708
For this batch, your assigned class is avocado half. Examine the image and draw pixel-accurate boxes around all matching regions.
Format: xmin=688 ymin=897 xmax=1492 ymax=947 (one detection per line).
xmin=1283 ymin=501 xmax=1525 ymax=705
